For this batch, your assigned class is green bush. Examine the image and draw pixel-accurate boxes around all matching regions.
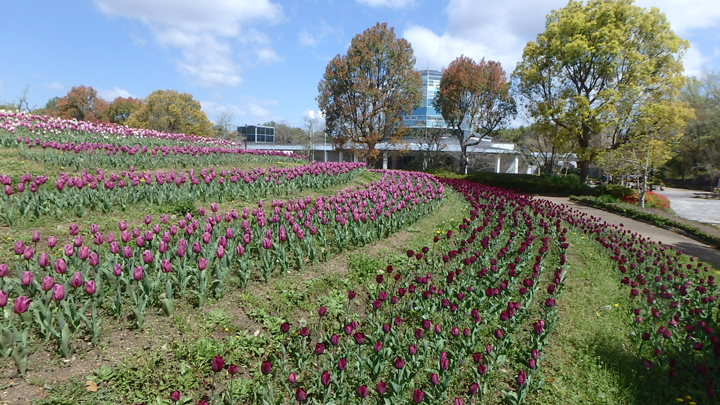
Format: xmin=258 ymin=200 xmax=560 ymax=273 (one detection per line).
xmin=463 ymin=172 xmax=594 ymax=196
xmin=595 ymin=184 xmax=636 ymax=200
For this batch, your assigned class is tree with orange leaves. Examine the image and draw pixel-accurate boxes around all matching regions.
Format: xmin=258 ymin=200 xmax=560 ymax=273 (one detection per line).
xmin=317 ymin=22 xmax=422 ymax=165
xmin=48 ymin=85 xmax=109 ymax=122
xmin=434 ymin=56 xmax=516 ymax=174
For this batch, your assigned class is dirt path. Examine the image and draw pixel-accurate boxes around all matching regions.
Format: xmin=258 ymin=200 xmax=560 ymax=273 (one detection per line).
xmin=539 ymin=196 xmax=720 ymax=269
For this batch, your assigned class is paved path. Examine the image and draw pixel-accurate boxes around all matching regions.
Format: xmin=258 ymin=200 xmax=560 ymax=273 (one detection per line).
xmin=653 ymin=187 xmax=720 ymax=225
xmin=539 ymin=196 xmax=720 ymax=269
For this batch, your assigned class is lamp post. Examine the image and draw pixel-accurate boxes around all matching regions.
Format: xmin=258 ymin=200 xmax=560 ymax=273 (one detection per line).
xmin=324 ymin=131 xmax=327 ymax=163
xmin=244 ymin=124 xmax=248 ymax=150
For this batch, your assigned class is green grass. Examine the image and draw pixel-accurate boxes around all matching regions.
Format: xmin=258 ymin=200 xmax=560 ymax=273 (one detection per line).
xmin=529 ymin=231 xmax=660 ymax=405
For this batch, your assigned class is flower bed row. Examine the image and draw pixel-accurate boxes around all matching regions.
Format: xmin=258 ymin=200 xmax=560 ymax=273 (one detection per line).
xmin=0 ymin=170 xmax=444 ymax=377
xmin=14 ymin=135 xmax=305 ymax=170
xmin=545 ymin=201 xmax=719 ymax=403
xmin=193 ymin=178 xmax=571 ymax=405
xmin=0 ymin=161 xmax=365 ymax=225
xmin=0 ymin=111 xmax=242 ymax=147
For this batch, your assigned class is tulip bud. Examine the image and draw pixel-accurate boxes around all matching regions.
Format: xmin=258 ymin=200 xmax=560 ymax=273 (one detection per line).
xmin=170 ymin=391 xmax=181 ymax=402
xmin=288 ymin=372 xmax=296 ymax=383
xmin=320 ymin=370 xmax=331 ymax=386
xmin=413 ymin=389 xmax=424 ymax=404
xmin=211 ymin=355 xmax=224 ymax=372
xmin=0 ymin=264 xmax=7 ymax=277
xmin=13 ymin=295 xmax=31 ymax=314
xmin=52 ymin=284 xmax=65 ymax=301
xmin=21 ymin=271 xmax=34 ymax=286
xmin=295 ymin=388 xmax=307 ymax=402
xmin=261 ymin=361 xmax=272 ymax=375
xmin=133 ymin=266 xmax=144 ymax=281
xmin=85 ymin=280 xmax=96 ymax=295
xmin=376 ymin=381 xmax=387 ymax=395
xmin=0 ymin=290 xmax=7 ymax=307
xmin=42 ymin=276 xmax=54 ymax=291
xmin=338 ymin=358 xmax=347 ymax=370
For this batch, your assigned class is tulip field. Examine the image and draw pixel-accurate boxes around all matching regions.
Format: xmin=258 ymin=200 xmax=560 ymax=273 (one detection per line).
xmin=0 ymin=111 xmax=718 ymax=405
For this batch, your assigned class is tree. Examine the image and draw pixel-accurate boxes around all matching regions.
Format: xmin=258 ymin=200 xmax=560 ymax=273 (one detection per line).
xmin=0 ymin=86 xmax=37 ymax=113
xmin=47 ymin=85 xmax=109 ymax=122
xmin=596 ymin=100 xmax=692 ymax=206
xmin=513 ymin=0 xmax=688 ymax=182
xmin=434 ymin=56 xmax=516 ymax=174
xmin=675 ymin=71 xmax=720 ymax=187
xmin=105 ymin=97 xmax=143 ymax=125
xmin=317 ymin=22 xmax=422 ymax=165
xmin=262 ymin=121 xmax=306 ymax=143
xmin=126 ymin=90 xmax=213 ymax=137
xmin=499 ymin=124 xmax=575 ymax=176
xmin=213 ymin=112 xmax=236 ymax=139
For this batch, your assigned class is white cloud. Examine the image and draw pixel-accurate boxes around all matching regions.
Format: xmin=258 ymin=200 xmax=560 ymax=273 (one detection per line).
xmin=45 ymin=82 xmax=65 ymax=91
xmin=404 ymin=0 xmax=720 ymax=75
xmin=683 ymin=42 xmax=710 ymax=77
xmin=202 ymin=95 xmax=279 ymax=125
xmin=94 ymin=0 xmax=284 ymax=88
xmin=98 ymin=87 xmax=132 ymax=100
xmin=298 ymin=21 xmax=336 ymax=48
xmin=635 ymin=0 xmax=720 ymax=36
xmin=356 ymin=0 xmax=414 ymax=8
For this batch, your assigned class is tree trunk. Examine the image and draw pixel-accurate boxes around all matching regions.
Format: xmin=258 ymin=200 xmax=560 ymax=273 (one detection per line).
xmin=579 ymin=160 xmax=590 ymax=183
xmin=460 ymin=143 xmax=469 ymax=175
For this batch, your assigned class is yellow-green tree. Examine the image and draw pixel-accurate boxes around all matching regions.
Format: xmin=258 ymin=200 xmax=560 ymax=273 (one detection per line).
xmin=127 ymin=90 xmax=213 ymax=137
xmin=513 ymin=0 xmax=688 ymax=182
xmin=317 ymin=23 xmax=422 ymax=165
xmin=597 ymin=100 xmax=693 ymax=207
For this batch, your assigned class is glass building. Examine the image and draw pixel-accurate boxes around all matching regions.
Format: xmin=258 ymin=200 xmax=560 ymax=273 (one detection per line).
xmin=403 ymin=69 xmax=446 ymax=129
xmin=238 ymin=125 xmax=275 ymax=143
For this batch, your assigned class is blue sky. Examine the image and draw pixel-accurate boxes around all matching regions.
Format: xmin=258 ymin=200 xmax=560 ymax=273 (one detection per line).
xmin=1 ymin=0 xmax=718 ymax=128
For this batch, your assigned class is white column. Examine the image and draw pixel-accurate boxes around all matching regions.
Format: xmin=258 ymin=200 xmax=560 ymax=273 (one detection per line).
xmin=513 ymin=156 xmax=519 ymax=174
xmin=495 ymin=155 xmax=501 ymax=173
xmin=339 ymin=150 xmax=344 ymax=163
xmin=353 ymin=153 xmax=358 ymax=163
xmin=382 ymin=152 xmax=388 ymax=170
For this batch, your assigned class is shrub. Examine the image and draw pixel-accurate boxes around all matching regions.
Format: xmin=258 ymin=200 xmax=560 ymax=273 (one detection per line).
xmin=595 ymin=184 xmax=636 ymax=200
xmin=643 ymin=191 xmax=670 ymax=210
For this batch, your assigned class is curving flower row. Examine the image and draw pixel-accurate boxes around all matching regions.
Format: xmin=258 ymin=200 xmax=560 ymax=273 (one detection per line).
xmin=0 ymin=162 xmax=365 ymax=224
xmin=0 ymin=170 xmax=444 ymax=377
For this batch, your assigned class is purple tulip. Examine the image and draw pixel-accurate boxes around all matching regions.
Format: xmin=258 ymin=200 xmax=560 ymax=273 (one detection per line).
xmin=14 ymin=240 xmax=25 ymax=255
xmin=53 ymin=258 xmax=67 ymax=274
xmin=47 ymin=236 xmax=57 ymax=248
xmin=469 ymin=382 xmax=479 ymax=395
xmin=211 ymin=355 xmax=224 ymax=372
xmin=85 ymin=280 xmax=96 ymax=295
xmin=353 ymin=332 xmax=365 ymax=345
xmin=198 ymin=258 xmax=208 ymax=271
xmin=0 ymin=290 xmax=7 ymax=307
xmin=320 ymin=370 xmax=331 ymax=386
xmin=295 ymin=388 xmax=307 ymax=402
xmin=338 ymin=358 xmax=347 ymax=370
xmin=161 ymin=260 xmax=171 ymax=273
xmin=41 ymin=276 xmax=54 ymax=291
xmin=23 ymin=247 xmax=34 ymax=260
xmin=170 ymin=391 xmax=181 ymax=402
xmin=430 ymin=373 xmax=439 ymax=385
xmin=38 ymin=252 xmax=50 ymax=268
xmin=413 ymin=389 xmax=424 ymax=403
xmin=13 ymin=295 xmax=31 ymax=314
xmin=133 ymin=266 xmax=144 ymax=281
xmin=394 ymin=357 xmax=405 ymax=369
xmin=261 ymin=361 xmax=272 ymax=375
xmin=113 ymin=263 xmax=122 ymax=277
xmin=52 ymin=284 xmax=65 ymax=301
xmin=318 ymin=306 xmax=327 ymax=317
xmin=21 ymin=271 xmax=33 ymax=286
xmin=142 ymin=250 xmax=153 ymax=264
xmin=516 ymin=370 xmax=526 ymax=387
xmin=315 ymin=342 xmax=325 ymax=355
xmin=0 ymin=264 xmax=7 ymax=277
xmin=357 ymin=385 xmax=369 ymax=399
